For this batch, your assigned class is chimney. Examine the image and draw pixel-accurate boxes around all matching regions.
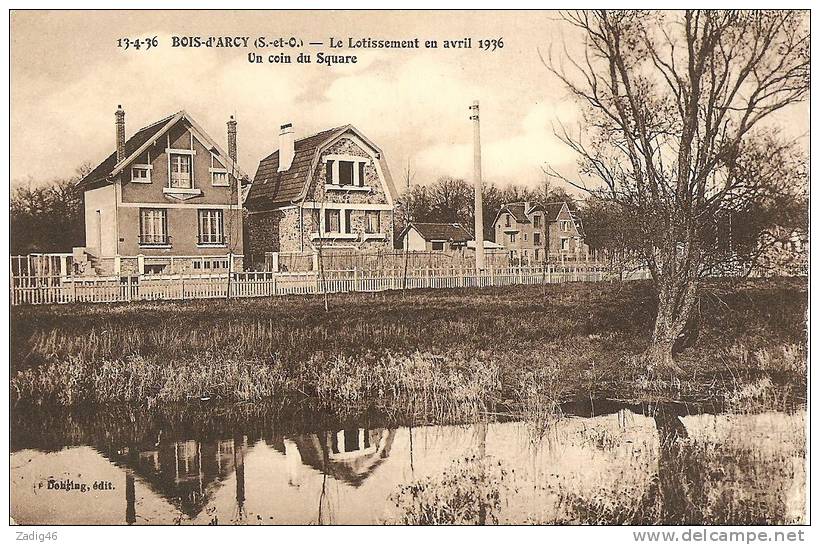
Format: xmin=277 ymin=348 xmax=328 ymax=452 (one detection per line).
xmin=524 ymin=201 xmax=531 ymax=213
xmin=227 ymin=115 xmax=237 ymax=162
xmin=115 ymin=105 xmax=126 ymax=163
xmin=278 ymin=123 xmax=295 ymax=172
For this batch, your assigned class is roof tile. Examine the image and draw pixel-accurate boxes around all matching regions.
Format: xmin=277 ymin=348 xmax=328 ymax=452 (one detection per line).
xmin=78 ymin=113 xmax=178 ymax=189
xmin=408 ymin=222 xmax=473 ymax=243
xmin=246 ymin=126 xmax=345 ymax=206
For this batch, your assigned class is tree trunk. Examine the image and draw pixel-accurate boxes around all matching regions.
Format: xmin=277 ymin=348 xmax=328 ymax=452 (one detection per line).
xmin=646 ymin=275 xmax=699 ymax=375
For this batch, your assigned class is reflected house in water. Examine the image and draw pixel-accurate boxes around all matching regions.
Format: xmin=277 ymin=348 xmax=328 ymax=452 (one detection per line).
xmin=104 ymin=426 xmax=395 ymax=522
xmin=108 ymin=436 xmax=250 ymax=522
xmin=286 ymin=428 xmax=396 ymax=487
xmin=10 ymin=402 xmax=806 ymax=525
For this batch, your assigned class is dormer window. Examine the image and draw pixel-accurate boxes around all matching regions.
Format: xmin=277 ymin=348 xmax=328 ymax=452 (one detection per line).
xmin=324 ymin=154 xmax=370 ymax=188
xmin=131 ymin=165 xmax=151 ymax=183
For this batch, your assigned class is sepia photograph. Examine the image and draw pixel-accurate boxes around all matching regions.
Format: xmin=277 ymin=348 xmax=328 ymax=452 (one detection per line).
xmin=5 ymin=5 xmax=811 ymax=534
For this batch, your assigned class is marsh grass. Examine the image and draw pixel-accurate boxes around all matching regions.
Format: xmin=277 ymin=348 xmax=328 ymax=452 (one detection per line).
xmin=10 ymin=279 xmax=807 ymax=409
xmin=10 ymin=351 xmax=500 ymax=407
xmin=721 ymin=342 xmax=807 ymax=413
xmin=550 ymin=434 xmax=804 ymax=525
xmin=386 ymin=454 xmax=513 ymax=525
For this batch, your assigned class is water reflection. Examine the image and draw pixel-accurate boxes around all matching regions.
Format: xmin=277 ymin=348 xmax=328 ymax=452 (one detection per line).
xmin=109 ymin=437 xmax=249 ymax=521
xmin=10 ymin=401 xmax=805 ymax=525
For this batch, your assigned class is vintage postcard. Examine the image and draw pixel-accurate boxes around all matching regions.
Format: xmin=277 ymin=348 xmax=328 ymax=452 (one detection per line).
xmin=6 ymin=6 xmax=810 ymax=537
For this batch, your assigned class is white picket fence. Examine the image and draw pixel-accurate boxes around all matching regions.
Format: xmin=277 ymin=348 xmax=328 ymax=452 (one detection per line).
xmin=9 ymin=264 xmax=650 ymax=306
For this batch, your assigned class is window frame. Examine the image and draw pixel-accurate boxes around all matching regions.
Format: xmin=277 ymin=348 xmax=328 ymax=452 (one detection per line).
xmin=139 ymin=208 xmax=169 ymax=246
xmin=169 ymin=153 xmax=193 ymax=189
xmin=325 ymin=209 xmax=341 ymax=233
xmin=365 ymin=210 xmax=380 ymax=234
xmin=131 ymin=165 xmax=152 ymax=183
xmin=210 ymin=169 xmax=229 ymax=187
xmin=324 ymin=155 xmax=371 ymax=189
xmin=560 ymin=237 xmax=570 ymax=251
xmin=198 ymin=209 xmax=225 ymax=245
xmin=338 ymin=161 xmax=355 ymax=186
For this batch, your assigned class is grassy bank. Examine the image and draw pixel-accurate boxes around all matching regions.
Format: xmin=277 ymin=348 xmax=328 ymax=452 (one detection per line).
xmin=10 ymin=278 xmax=807 ymax=408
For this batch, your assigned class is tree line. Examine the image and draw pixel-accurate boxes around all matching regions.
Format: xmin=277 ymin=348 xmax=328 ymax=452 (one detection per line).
xmin=10 ymin=164 xmax=91 ymax=255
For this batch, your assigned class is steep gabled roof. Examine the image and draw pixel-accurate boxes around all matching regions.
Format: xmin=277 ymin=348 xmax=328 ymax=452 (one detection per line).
xmin=78 ymin=113 xmax=176 ymax=189
xmin=492 ymin=200 xmax=572 ymax=228
xmin=77 ymin=110 xmax=248 ymax=190
xmin=543 ymin=202 xmax=568 ymax=222
xmin=492 ymin=202 xmax=531 ymax=228
xmin=502 ymin=203 xmax=530 ymax=224
xmin=402 ymin=222 xmax=473 ymax=243
xmin=572 ymin=212 xmax=586 ymax=237
xmin=246 ymin=125 xmax=398 ymax=209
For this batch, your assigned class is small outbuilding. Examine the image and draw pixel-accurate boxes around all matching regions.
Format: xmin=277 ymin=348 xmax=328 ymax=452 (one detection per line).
xmin=398 ymin=222 xmax=473 ymax=252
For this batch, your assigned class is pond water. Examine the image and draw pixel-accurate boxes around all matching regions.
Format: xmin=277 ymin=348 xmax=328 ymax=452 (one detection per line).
xmin=10 ymin=400 xmax=806 ymax=525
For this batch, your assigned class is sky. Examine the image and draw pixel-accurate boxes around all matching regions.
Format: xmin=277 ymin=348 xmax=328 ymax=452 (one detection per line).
xmin=10 ymin=10 xmax=809 ymax=192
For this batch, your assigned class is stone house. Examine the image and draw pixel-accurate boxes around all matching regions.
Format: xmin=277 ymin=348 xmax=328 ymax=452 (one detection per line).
xmin=76 ymin=107 xmax=249 ymax=275
xmin=492 ymin=201 xmax=588 ymax=262
xmin=244 ymin=124 xmax=398 ymax=269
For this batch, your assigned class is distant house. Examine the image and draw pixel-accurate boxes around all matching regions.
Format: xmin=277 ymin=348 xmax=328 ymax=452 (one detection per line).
xmin=754 ymin=225 xmax=808 ymax=276
xmin=398 ymin=222 xmax=473 ymax=252
xmin=76 ymin=107 xmax=249 ymax=275
xmin=492 ymin=201 xmax=587 ymax=262
xmin=244 ymin=123 xmax=398 ymax=269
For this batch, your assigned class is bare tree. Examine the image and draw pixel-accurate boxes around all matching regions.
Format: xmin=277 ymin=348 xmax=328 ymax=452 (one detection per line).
xmin=546 ymin=10 xmax=808 ymax=373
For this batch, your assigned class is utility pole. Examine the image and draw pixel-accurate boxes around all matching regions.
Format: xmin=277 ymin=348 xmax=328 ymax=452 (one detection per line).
xmin=470 ymin=100 xmax=485 ymax=270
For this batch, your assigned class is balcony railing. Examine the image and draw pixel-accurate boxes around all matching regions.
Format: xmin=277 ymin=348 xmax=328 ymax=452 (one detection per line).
xmin=139 ymin=234 xmax=169 ymax=246
xmin=198 ymin=234 xmax=225 ymax=245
